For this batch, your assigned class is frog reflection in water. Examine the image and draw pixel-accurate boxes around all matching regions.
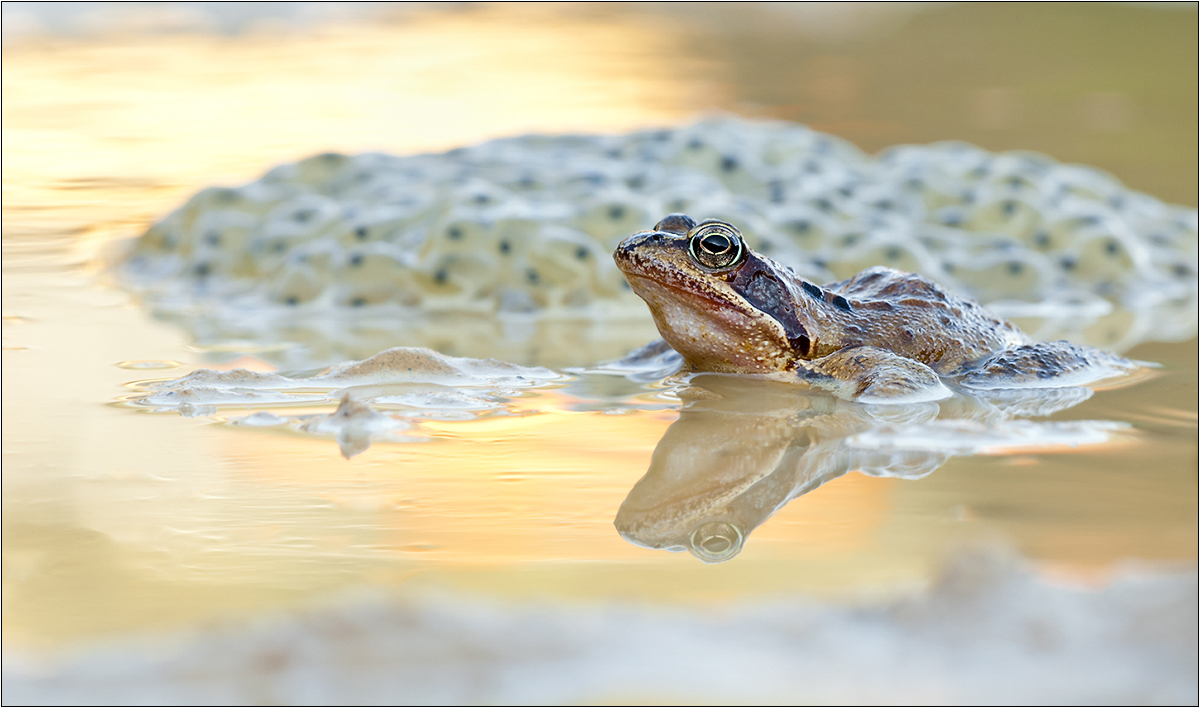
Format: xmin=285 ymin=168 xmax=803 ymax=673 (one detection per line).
xmin=613 ymin=214 xmax=1137 ymax=402
xmin=614 ymin=374 xmax=1114 ymax=562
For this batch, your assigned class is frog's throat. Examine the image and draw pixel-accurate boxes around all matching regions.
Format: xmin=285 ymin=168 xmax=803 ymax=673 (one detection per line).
xmin=624 ymin=272 xmax=794 ymax=373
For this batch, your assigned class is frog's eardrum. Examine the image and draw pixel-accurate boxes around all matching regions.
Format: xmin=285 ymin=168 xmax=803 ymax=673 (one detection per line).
xmin=121 ymin=117 xmax=1197 ymax=355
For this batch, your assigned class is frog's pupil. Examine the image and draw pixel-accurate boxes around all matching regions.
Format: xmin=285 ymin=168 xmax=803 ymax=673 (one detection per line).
xmin=700 ymin=233 xmax=731 ymax=254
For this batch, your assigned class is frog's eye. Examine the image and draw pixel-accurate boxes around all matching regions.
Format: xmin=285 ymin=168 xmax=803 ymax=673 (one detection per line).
xmin=688 ymin=223 xmax=744 ymax=270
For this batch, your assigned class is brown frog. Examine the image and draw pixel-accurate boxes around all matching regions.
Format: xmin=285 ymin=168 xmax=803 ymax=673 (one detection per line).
xmin=613 ymin=214 xmax=1137 ymax=402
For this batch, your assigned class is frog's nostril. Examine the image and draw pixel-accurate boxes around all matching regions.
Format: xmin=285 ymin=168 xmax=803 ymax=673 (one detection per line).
xmin=614 ymin=231 xmax=654 ymax=263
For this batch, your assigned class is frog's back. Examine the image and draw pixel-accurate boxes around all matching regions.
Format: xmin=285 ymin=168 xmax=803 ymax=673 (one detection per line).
xmin=822 ymin=266 xmax=1028 ymax=373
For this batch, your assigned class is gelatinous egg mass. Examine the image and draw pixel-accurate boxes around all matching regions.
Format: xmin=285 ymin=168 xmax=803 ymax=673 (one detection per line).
xmin=119 ymin=117 xmax=1198 ymax=354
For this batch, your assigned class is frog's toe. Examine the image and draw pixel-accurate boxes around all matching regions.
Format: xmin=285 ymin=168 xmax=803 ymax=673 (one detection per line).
xmin=804 ymin=346 xmax=953 ymax=404
xmin=854 ymin=366 xmax=953 ymax=404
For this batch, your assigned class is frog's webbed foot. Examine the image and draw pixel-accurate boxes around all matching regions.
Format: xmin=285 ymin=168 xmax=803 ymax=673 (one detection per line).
xmin=798 ymin=346 xmax=952 ymax=403
xmin=956 ymin=341 xmax=1137 ymax=390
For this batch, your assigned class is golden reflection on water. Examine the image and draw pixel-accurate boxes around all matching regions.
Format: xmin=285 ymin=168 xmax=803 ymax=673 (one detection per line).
xmin=2 ymin=5 xmax=714 ymax=244
xmin=3 ymin=3 xmax=1197 ymax=649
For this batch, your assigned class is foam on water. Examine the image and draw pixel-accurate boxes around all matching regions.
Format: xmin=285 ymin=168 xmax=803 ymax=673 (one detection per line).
xmin=126 ymin=346 xmax=564 ymax=457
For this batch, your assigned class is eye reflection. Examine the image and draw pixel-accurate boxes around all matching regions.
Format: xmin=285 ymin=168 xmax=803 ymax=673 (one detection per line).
xmin=690 ymin=520 xmax=745 ymax=562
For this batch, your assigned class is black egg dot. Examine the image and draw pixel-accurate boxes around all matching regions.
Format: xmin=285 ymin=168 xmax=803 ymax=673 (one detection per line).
xmin=885 ymin=247 xmax=902 ymax=261
xmin=1173 ymin=264 xmax=1190 ymax=277
xmin=841 ymin=234 xmax=860 ymax=247
xmin=1060 ymin=257 xmax=1077 ymax=271
xmin=285 ymin=295 xmax=299 ymax=306
xmin=575 ymin=246 xmax=589 ymax=261
xmin=804 ymin=161 xmax=821 ymax=174
xmin=838 ymin=186 xmax=853 ymax=198
xmin=1002 ymin=200 xmax=1017 ymax=217
xmin=434 ymin=269 xmax=448 ymax=285
xmin=605 ymin=148 xmax=621 ymax=159
xmin=943 ymin=262 xmax=956 ymax=273
xmin=815 ymin=199 xmax=834 ymax=213
xmin=355 ymin=226 xmax=368 ymax=240
xmin=350 ymin=297 xmax=367 ymax=307
xmin=273 ymin=242 xmax=286 ymax=253
xmin=1007 ymin=261 xmax=1024 ymax=276
xmin=1034 ymin=231 xmax=1050 ymax=248
xmin=1105 ymin=240 xmax=1120 ymax=256
xmin=526 ymin=269 xmax=540 ymax=285
xmin=769 ymin=181 xmax=785 ymax=203
xmin=686 ymin=138 xmax=704 ymax=151
xmin=518 ymin=176 xmax=536 ymax=189
xmin=790 ymin=220 xmax=811 ymax=235
xmin=205 ymin=231 xmax=220 ymax=246
xmin=194 ymin=263 xmax=211 ymax=277
xmin=448 ymin=227 xmax=463 ymax=240
xmin=498 ymin=240 xmax=511 ymax=255
xmin=875 ymin=200 xmax=894 ymax=211
xmin=720 ymin=156 xmax=738 ymax=173
xmin=627 ymin=175 xmax=645 ymax=190
xmin=350 ymin=254 xmax=364 ymax=267
xmin=473 ymin=194 xmax=490 ymax=205
xmin=294 ymin=209 xmax=315 ymax=223
xmin=608 ymin=205 xmax=626 ymax=220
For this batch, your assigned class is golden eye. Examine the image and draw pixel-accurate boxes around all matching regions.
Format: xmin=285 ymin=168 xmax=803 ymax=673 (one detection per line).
xmin=688 ymin=222 xmax=745 ymax=270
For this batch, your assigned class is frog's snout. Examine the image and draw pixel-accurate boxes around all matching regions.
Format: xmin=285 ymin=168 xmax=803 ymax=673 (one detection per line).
xmin=613 ymin=230 xmax=671 ymax=269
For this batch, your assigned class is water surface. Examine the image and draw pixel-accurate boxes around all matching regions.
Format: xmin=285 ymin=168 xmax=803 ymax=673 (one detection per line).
xmin=2 ymin=3 xmax=1196 ymax=700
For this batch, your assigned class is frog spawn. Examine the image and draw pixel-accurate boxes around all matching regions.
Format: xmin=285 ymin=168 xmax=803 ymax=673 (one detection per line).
xmin=121 ymin=117 xmax=1198 ymax=356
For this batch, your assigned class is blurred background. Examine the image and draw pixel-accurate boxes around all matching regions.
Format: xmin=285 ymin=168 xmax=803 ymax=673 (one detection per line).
xmin=3 ymin=2 xmax=1197 ymax=704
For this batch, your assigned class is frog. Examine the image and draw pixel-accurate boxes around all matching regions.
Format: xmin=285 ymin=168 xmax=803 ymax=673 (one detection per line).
xmin=613 ymin=214 xmax=1139 ymax=403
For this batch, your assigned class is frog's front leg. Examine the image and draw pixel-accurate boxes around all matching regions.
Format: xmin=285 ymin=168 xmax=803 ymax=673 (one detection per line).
xmin=795 ymin=346 xmax=952 ymax=403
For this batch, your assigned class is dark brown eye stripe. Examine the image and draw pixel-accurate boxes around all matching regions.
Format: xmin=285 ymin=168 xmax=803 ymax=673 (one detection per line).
xmin=732 ymin=259 xmax=810 ymax=357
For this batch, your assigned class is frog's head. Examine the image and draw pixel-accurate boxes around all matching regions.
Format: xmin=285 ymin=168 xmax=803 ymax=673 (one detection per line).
xmin=614 ymin=214 xmax=811 ymax=373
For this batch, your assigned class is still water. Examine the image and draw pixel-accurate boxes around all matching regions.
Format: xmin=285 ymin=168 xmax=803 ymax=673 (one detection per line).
xmin=2 ymin=3 xmax=1196 ymax=702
